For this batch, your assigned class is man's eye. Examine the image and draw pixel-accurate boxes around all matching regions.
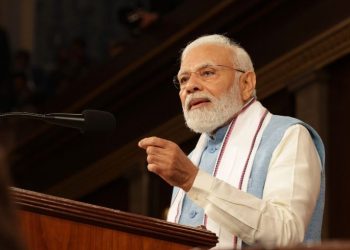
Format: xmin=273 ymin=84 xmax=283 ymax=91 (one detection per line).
xmin=179 ymin=76 xmax=189 ymax=84
xmin=200 ymin=69 xmax=216 ymax=78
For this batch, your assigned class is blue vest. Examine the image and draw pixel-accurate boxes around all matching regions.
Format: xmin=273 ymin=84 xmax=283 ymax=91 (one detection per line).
xmin=172 ymin=115 xmax=325 ymax=243
xmin=248 ymin=115 xmax=325 ymax=242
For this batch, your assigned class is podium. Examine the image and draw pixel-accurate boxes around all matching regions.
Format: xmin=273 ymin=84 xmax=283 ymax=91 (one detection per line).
xmin=11 ymin=187 xmax=218 ymax=250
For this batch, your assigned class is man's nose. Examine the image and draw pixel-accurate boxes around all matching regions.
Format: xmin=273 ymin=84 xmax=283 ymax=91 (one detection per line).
xmin=184 ymin=74 xmax=202 ymax=93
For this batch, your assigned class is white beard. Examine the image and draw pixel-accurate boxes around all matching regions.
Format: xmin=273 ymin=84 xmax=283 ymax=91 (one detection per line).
xmin=183 ymin=81 xmax=243 ymax=134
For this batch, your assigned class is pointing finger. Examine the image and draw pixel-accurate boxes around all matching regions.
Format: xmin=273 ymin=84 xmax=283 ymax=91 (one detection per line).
xmin=138 ymin=136 xmax=170 ymax=149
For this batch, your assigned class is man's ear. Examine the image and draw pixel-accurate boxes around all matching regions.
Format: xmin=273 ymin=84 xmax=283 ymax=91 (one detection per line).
xmin=240 ymin=71 xmax=256 ymax=102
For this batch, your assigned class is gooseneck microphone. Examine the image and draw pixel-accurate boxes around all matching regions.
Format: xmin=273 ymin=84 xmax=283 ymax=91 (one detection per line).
xmin=0 ymin=110 xmax=116 ymax=132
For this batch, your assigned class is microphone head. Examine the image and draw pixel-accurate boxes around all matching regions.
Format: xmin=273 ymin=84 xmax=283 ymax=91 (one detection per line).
xmin=82 ymin=110 xmax=116 ymax=132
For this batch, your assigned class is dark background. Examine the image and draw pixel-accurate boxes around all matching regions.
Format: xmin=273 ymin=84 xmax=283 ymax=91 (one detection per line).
xmin=1 ymin=0 xmax=349 ymax=240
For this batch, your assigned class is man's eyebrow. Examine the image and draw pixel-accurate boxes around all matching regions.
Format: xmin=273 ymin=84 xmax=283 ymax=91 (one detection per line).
xmin=178 ymin=62 xmax=215 ymax=76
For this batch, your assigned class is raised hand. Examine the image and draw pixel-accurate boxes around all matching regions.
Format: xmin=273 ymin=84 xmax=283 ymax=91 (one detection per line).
xmin=138 ymin=136 xmax=198 ymax=191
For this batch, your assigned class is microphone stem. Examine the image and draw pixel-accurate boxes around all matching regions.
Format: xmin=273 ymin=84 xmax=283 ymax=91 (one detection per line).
xmin=0 ymin=112 xmax=45 ymax=120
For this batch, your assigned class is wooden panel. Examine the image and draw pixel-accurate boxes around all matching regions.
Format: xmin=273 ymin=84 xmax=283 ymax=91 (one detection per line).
xmin=19 ymin=210 xmax=191 ymax=250
xmin=11 ymin=187 xmax=217 ymax=249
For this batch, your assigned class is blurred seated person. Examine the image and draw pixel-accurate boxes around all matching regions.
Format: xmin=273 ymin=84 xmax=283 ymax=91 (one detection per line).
xmin=48 ymin=37 xmax=92 ymax=95
xmin=118 ymin=6 xmax=159 ymax=35
xmin=13 ymin=49 xmax=49 ymax=106
xmin=12 ymin=72 xmax=36 ymax=112
xmin=0 ymin=128 xmax=24 ymax=250
xmin=118 ymin=0 xmax=184 ymax=34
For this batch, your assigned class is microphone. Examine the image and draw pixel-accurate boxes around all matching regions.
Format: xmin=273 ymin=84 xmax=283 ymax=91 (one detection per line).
xmin=0 ymin=110 xmax=116 ymax=132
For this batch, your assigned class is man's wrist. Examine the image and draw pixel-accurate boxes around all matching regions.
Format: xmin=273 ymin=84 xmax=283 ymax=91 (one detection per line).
xmin=182 ymin=167 xmax=199 ymax=192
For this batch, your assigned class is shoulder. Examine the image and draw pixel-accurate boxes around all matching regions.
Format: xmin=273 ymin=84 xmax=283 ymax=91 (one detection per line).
xmin=285 ymin=124 xmax=311 ymax=136
xmin=265 ymin=115 xmax=313 ymax=136
xmin=261 ymin=115 xmax=302 ymax=141
xmin=260 ymin=115 xmax=319 ymax=152
xmin=266 ymin=115 xmax=325 ymax=168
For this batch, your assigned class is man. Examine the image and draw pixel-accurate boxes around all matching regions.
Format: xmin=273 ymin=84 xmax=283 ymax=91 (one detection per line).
xmin=138 ymin=34 xmax=325 ymax=249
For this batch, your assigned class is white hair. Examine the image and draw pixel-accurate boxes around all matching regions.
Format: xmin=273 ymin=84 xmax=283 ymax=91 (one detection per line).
xmin=181 ymin=34 xmax=254 ymax=72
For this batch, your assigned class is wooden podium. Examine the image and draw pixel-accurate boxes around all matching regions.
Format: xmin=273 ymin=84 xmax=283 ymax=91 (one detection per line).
xmin=11 ymin=187 xmax=218 ymax=250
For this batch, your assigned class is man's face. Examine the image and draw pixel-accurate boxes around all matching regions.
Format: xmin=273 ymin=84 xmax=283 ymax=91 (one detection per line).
xmin=179 ymin=44 xmax=238 ymax=109
xmin=178 ymin=44 xmax=244 ymax=133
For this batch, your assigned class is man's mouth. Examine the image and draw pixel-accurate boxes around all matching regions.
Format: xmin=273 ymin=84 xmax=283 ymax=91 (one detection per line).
xmin=188 ymin=98 xmax=211 ymax=110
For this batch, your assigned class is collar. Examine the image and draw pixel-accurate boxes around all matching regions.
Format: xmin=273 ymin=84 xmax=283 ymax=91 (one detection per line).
xmin=207 ymin=123 xmax=230 ymax=144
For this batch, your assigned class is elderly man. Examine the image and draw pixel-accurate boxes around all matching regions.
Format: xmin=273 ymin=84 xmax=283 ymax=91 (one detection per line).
xmin=138 ymin=34 xmax=325 ymax=249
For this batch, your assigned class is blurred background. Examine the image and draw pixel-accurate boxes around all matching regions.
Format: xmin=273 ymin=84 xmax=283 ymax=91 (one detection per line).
xmin=0 ymin=0 xmax=349 ymax=241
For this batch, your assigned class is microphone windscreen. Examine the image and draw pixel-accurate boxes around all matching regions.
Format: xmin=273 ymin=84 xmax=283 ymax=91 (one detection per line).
xmin=82 ymin=110 xmax=116 ymax=132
